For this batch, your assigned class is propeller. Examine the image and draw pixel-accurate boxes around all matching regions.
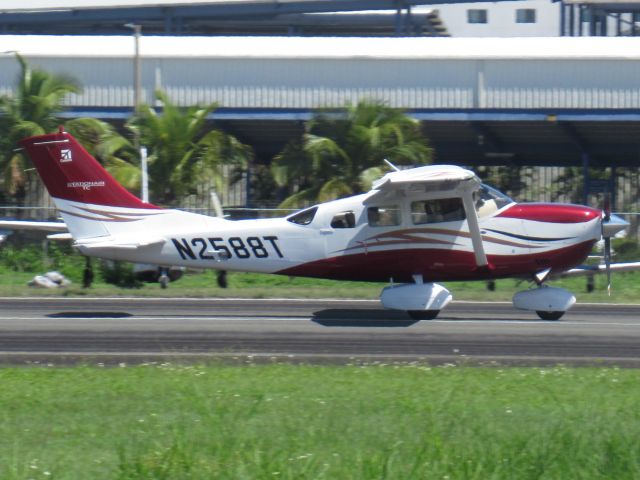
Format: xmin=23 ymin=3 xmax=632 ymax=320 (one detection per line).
xmin=600 ymin=194 xmax=631 ymax=295
xmin=602 ymin=193 xmax=612 ymax=296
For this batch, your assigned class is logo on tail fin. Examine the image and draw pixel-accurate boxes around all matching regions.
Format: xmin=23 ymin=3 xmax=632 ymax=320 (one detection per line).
xmin=60 ymin=148 xmax=73 ymax=163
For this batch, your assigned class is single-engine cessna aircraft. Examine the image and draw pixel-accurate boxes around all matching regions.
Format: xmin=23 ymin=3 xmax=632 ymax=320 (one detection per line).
xmin=18 ymin=128 xmax=634 ymax=320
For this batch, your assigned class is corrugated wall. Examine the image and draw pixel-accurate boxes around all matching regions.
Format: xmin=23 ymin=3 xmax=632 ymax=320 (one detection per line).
xmin=2 ymin=55 xmax=638 ymax=110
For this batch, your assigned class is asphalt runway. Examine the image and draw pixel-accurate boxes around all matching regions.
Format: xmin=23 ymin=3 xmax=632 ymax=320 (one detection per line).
xmin=1 ymin=297 xmax=640 ymax=366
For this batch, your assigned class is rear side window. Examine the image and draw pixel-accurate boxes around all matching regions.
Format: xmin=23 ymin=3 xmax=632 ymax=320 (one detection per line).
xmin=411 ymin=198 xmax=466 ymax=224
xmin=287 ymin=206 xmax=318 ymax=225
xmin=367 ymin=205 xmax=401 ymax=227
xmin=331 ymin=211 xmax=356 ymax=228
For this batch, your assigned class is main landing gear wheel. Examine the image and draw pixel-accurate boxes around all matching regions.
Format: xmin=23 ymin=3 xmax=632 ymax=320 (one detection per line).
xmin=536 ymin=310 xmax=564 ymax=321
xmin=408 ymin=310 xmax=440 ymax=320
xmin=159 ymin=269 xmax=170 ymax=289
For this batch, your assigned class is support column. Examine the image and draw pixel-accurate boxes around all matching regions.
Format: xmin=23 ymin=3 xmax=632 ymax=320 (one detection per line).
xmin=582 ymin=152 xmax=590 ymax=206
xmin=578 ymin=6 xmax=584 ymax=35
xmin=600 ymin=10 xmax=608 ymax=35
xmin=589 ymin=8 xmax=597 ymax=36
xmin=610 ymin=166 xmax=616 ymax=211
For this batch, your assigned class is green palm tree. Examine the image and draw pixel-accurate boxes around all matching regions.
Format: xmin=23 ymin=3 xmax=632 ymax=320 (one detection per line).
xmin=0 ymin=55 xmax=140 ymax=205
xmin=272 ymin=100 xmax=433 ymax=208
xmin=0 ymin=54 xmax=81 ymax=199
xmin=127 ymin=90 xmax=252 ymax=205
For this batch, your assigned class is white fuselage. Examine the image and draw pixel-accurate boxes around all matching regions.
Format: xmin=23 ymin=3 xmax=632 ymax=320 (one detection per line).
xmin=61 ymin=185 xmax=601 ymax=283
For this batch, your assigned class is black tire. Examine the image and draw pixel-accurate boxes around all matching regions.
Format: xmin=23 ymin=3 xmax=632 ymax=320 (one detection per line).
xmin=536 ymin=310 xmax=564 ymax=321
xmin=408 ymin=310 xmax=440 ymax=320
xmin=159 ymin=275 xmax=169 ymax=289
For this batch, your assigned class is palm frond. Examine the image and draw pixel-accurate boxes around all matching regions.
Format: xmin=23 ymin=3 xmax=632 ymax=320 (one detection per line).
xmin=318 ymin=178 xmax=353 ymax=202
xmin=278 ymin=186 xmax=322 ymax=209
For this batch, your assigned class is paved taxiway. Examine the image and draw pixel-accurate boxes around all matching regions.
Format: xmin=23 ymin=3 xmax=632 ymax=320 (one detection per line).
xmin=0 ymin=297 xmax=639 ymax=366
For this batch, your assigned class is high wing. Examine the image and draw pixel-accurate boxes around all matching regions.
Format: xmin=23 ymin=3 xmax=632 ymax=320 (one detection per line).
xmin=372 ymin=164 xmax=478 ymax=191
xmin=371 ymin=165 xmax=489 ymax=268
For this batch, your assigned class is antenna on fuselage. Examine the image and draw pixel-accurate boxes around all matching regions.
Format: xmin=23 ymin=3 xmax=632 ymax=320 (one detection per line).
xmin=384 ymin=158 xmax=400 ymax=172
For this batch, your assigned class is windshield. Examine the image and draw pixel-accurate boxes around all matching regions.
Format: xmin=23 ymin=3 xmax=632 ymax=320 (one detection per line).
xmin=475 ymin=184 xmax=514 ymax=217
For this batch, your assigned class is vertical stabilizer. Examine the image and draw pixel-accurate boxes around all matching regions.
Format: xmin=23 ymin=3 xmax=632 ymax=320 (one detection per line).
xmin=20 ymin=128 xmax=163 ymax=240
xmin=20 ymin=128 xmax=158 ymax=210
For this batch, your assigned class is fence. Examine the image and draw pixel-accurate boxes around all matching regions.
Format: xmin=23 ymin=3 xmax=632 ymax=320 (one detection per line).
xmin=477 ymin=165 xmax=640 ymax=239
xmin=2 ymin=165 xmax=640 ymax=239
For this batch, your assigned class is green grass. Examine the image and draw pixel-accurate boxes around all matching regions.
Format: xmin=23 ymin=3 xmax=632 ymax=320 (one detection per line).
xmin=3 ymin=267 xmax=640 ymax=303
xmin=1 ymin=363 xmax=640 ymax=479
xmin=2 ymin=240 xmax=640 ymax=301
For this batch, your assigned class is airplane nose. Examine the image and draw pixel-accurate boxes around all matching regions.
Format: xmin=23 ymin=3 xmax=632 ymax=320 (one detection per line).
xmin=602 ymin=213 xmax=629 ymax=238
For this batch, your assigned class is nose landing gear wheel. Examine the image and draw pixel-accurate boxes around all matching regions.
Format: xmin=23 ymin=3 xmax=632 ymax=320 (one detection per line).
xmin=536 ymin=310 xmax=564 ymax=321
xmin=408 ymin=310 xmax=440 ymax=320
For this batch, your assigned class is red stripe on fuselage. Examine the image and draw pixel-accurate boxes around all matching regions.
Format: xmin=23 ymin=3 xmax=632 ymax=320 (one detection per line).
xmin=497 ymin=203 xmax=600 ymax=223
xmin=277 ymin=240 xmax=596 ymax=283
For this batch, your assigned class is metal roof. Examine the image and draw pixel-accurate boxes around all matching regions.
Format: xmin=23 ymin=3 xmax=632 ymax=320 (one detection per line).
xmin=1 ymin=35 xmax=639 ymax=59
xmin=0 ymin=0 xmax=433 ymax=12
xmin=0 ymin=0 xmax=457 ymax=37
xmin=0 ymin=1 xmax=457 ymax=37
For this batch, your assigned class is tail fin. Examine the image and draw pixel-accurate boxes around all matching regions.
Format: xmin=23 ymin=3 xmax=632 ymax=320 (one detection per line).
xmin=20 ymin=128 xmax=163 ymax=240
xmin=20 ymin=128 xmax=157 ymax=210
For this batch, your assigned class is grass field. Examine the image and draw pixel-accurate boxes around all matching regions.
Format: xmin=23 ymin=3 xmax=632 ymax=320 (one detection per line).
xmin=3 ymin=260 xmax=640 ymax=478
xmin=1 ymin=363 xmax=639 ymax=479
xmin=2 ymin=239 xmax=640 ymax=301
xmin=3 ymin=267 xmax=640 ymax=303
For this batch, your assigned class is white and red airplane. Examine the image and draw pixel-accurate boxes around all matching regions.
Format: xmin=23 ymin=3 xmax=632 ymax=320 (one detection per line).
xmin=16 ymin=127 xmax=633 ymax=320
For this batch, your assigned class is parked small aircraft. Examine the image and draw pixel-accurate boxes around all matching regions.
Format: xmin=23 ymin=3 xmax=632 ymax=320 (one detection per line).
xmin=16 ymin=128 xmax=634 ymax=320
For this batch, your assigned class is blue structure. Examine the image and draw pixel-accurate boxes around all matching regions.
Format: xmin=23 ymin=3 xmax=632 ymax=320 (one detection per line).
xmin=560 ymin=0 xmax=640 ymax=36
xmin=0 ymin=0 xmax=451 ymax=36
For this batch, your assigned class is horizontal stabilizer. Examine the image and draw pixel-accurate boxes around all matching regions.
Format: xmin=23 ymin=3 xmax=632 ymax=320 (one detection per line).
xmin=0 ymin=220 xmax=67 ymax=232
xmin=76 ymin=237 xmax=165 ymax=251
xmin=47 ymin=232 xmax=73 ymax=241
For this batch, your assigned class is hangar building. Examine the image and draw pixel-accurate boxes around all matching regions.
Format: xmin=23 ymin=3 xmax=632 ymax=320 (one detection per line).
xmin=1 ymin=35 xmax=638 ymax=166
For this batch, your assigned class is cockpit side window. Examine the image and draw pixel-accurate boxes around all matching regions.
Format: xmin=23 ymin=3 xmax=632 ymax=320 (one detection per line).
xmin=411 ymin=198 xmax=466 ymax=224
xmin=367 ymin=205 xmax=401 ymax=227
xmin=287 ymin=206 xmax=318 ymax=225
xmin=331 ymin=211 xmax=356 ymax=229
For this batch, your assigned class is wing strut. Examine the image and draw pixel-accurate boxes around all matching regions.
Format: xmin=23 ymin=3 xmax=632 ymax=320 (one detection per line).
xmin=461 ymin=191 xmax=489 ymax=268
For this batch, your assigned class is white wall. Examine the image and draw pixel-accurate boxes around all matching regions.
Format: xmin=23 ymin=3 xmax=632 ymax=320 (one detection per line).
xmin=2 ymin=36 xmax=638 ymax=110
xmin=420 ymin=1 xmax=561 ymax=37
